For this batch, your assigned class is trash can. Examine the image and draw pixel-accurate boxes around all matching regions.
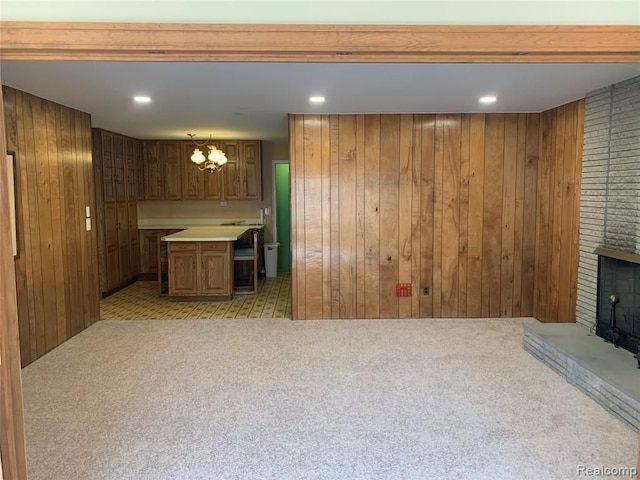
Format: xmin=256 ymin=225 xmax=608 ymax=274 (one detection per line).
xmin=263 ymin=242 xmax=280 ymax=278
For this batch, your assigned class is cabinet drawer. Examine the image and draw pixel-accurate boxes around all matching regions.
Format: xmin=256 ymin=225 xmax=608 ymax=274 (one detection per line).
xmin=169 ymin=242 xmax=197 ymax=252
xmin=201 ymin=242 xmax=228 ymax=252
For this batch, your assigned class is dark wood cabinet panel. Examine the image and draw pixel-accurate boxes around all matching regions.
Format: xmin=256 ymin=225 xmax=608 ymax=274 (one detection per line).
xmin=201 ymin=252 xmax=231 ymax=295
xmin=116 ymin=202 xmax=129 ymax=247
xmin=169 ymin=250 xmax=199 ymax=295
xmin=127 ymin=202 xmax=138 ymax=246
xmin=167 ymin=241 xmax=232 ymax=297
xmin=204 ymin=170 xmax=223 ymax=200
xmin=141 ymin=139 xmax=262 ymax=201
xmin=221 ymin=141 xmax=240 ymax=199
xmin=93 ymin=128 xmax=142 ymax=293
xmin=99 ymin=131 xmax=116 ymax=203
xmin=164 ymin=141 xmax=183 ymax=200
xmin=136 ymin=142 xmax=145 ymax=200
xmin=126 ymin=138 xmax=138 ymax=201
xmin=143 ymin=141 xmax=162 ymax=200
xmin=140 ymin=230 xmax=160 ymax=274
xmin=182 ymin=143 xmax=204 ymax=200
xmin=106 ymin=247 xmax=120 ymax=291
xmin=114 ymin=135 xmax=126 ymax=202
xmin=104 ymin=203 xmax=119 ymax=250
xmin=242 ymin=140 xmax=262 ymax=200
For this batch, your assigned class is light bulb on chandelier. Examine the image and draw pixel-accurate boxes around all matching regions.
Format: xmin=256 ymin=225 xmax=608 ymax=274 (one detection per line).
xmin=187 ymin=134 xmax=228 ymax=173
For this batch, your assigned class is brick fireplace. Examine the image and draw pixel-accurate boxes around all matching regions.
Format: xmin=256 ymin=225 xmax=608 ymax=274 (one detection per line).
xmin=577 ymin=75 xmax=640 ymax=335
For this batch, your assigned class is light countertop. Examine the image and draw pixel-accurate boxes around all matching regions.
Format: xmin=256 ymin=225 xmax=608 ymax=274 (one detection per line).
xmin=139 ymin=218 xmax=264 ymax=229
xmin=161 ymin=226 xmax=253 ymax=242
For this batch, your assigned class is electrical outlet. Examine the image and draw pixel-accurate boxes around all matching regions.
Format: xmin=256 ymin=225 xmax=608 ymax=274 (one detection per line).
xmin=422 ymin=286 xmax=430 ymax=296
xmin=264 ymin=207 xmax=271 ymax=216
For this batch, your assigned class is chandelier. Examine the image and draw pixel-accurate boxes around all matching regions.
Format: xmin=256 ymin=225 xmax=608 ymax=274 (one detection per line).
xmin=187 ymin=134 xmax=228 ymax=173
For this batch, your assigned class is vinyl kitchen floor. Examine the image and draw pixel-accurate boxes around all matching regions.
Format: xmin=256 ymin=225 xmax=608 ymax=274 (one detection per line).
xmin=100 ymin=273 xmax=291 ymax=320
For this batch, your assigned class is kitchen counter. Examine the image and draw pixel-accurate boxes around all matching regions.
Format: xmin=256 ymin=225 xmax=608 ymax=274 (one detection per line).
xmin=161 ymin=226 xmax=258 ymax=242
xmin=139 ymin=218 xmax=265 ymax=229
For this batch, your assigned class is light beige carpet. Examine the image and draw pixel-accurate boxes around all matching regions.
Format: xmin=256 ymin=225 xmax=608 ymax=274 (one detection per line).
xmin=22 ymin=318 xmax=637 ymax=480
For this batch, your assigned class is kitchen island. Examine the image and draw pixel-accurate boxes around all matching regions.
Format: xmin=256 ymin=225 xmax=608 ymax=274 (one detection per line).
xmin=161 ymin=226 xmax=262 ymax=300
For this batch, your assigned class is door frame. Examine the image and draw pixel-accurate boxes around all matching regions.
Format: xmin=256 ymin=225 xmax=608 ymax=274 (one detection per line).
xmin=272 ymin=159 xmax=289 ymax=273
xmin=1 ymin=20 xmax=638 ymax=479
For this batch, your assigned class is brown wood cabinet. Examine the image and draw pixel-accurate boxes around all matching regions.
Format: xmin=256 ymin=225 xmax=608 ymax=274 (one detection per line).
xmin=143 ymin=141 xmax=184 ymax=200
xmin=168 ymin=241 xmax=233 ymax=298
xmin=164 ymin=141 xmax=183 ymax=200
xmin=143 ymin=141 xmax=162 ymax=200
xmin=140 ymin=229 xmax=161 ymax=274
xmin=242 ymin=141 xmax=262 ymax=200
xmin=221 ymin=141 xmax=241 ymax=200
xmin=182 ymin=142 xmax=204 ymax=200
xmin=142 ymin=139 xmax=261 ymax=201
xmin=93 ymin=128 xmax=142 ymax=294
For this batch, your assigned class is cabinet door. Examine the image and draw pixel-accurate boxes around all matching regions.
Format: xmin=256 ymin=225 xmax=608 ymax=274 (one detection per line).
xmin=117 ymin=203 xmax=130 ymax=281
xmin=106 ymin=247 xmax=120 ymax=291
xmin=104 ymin=203 xmax=119 ymax=250
xmin=104 ymin=203 xmax=120 ymax=290
xmin=126 ymin=138 xmax=138 ymax=201
xmin=169 ymin=251 xmax=199 ymax=295
xmin=140 ymin=230 xmax=159 ymax=274
xmin=241 ymin=141 xmax=262 ymax=200
xmin=128 ymin=202 xmax=139 ymax=276
xmin=204 ymin=170 xmax=222 ymax=200
xmin=136 ymin=142 xmax=145 ymax=200
xmin=221 ymin=141 xmax=240 ymax=200
xmin=164 ymin=142 xmax=183 ymax=200
xmin=182 ymin=143 xmax=204 ymax=200
xmin=114 ymin=135 xmax=126 ymax=202
xmin=144 ymin=141 xmax=163 ymax=200
xmin=201 ymin=252 xmax=230 ymax=295
xmin=129 ymin=238 xmax=140 ymax=278
xmin=100 ymin=131 xmax=116 ymax=203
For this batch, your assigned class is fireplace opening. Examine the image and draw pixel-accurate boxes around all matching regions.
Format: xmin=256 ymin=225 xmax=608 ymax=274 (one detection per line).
xmin=595 ymin=248 xmax=640 ymax=357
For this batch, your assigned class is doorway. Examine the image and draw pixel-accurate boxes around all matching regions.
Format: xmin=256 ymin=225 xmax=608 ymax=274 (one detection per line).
xmin=273 ymin=161 xmax=291 ymax=273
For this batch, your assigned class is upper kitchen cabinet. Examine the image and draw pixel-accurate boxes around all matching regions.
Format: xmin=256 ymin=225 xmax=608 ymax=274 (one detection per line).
xmin=142 ymin=139 xmax=261 ymax=201
xmin=221 ymin=141 xmax=241 ymax=200
xmin=126 ymin=138 xmax=139 ymax=201
xmin=163 ymin=141 xmax=183 ymax=200
xmin=143 ymin=141 xmax=163 ymax=200
xmin=144 ymin=141 xmax=183 ymax=200
xmin=182 ymin=142 xmax=205 ymax=200
xmin=222 ymin=140 xmax=262 ymax=200
xmin=241 ymin=140 xmax=262 ymax=200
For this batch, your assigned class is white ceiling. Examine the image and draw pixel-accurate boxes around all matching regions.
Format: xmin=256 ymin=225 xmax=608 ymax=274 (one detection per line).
xmin=1 ymin=61 xmax=639 ymax=142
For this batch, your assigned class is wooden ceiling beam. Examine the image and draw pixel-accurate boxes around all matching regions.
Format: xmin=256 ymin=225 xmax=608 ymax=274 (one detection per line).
xmin=1 ymin=22 xmax=639 ymax=62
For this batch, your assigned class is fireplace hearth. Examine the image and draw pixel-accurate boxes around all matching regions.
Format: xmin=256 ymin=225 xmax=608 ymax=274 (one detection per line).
xmin=595 ymin=247 xmax=640 ymax=359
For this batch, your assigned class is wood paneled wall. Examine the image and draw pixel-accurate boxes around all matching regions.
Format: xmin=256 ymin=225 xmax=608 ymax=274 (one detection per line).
xmin=533 ymin=100 xmax=585 ymax=322
xmin=0 ymin=83 xmax=27 ymax=480
xmin=290 ymin=108 xmax=583 ymax=321
xmin=3 ymin=86 xmax=99 ymax=366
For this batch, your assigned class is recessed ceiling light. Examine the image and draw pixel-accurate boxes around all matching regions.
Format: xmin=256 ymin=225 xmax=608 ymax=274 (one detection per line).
xmin=134 ymin=96 xmax=151 ymax=103
xmin=309 ymin=96 xmax=326 ymax=103
xmin=479 ymin=95 xmax=497 ymax=104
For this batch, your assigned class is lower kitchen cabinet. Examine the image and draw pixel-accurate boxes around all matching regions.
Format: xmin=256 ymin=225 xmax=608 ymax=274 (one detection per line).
xmin=168 ymin=241 xmax=233 ymax=299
